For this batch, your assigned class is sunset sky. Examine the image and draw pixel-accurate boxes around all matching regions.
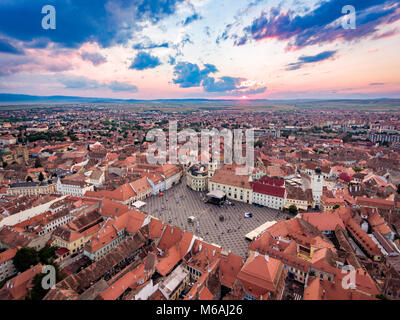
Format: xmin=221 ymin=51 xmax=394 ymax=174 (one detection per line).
xmin=0 ymin=0 xmax=399 ymax=99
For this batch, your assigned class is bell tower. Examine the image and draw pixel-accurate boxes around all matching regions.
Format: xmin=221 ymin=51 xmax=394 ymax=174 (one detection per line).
xmin=311 ymin=167 xmax=324 ymax=208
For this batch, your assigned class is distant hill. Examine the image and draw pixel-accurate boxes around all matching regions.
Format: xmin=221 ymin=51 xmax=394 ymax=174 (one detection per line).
xmin=0 ymin=93 xmax=399 ymax=111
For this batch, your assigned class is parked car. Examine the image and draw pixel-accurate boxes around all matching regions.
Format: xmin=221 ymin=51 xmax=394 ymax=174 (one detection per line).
xmin=244 ymin=212 xmax=253 ymax=218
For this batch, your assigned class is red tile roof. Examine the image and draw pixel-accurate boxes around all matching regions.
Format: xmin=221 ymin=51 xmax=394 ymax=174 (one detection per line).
xmin=304 ymin=276 xmax=377 ymax=300
xmin=219 ymin=253 xmax=244 ymax=289
xmin=0 ymin=265 xmax=43 ymax=300
xmin=356 ymin=197 xmax=394 ymax=210
xmin=251 ymin=181 xmax=285 ymax=198
xmin=236 ymin=251 xmax=283 ymax=297
xmin=301 ymin=211 xmax=345 ymax=232
xmin=99 ymin=264 xmax=147 ymax=300
xmin=0 ymin=247 xmax=18 ymax=264
xmin=148 ymin=218 xmax=165 ymax=240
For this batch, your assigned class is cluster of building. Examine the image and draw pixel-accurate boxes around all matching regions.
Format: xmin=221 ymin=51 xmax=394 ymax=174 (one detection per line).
xmin=0 ymin=106 xmax=400 ymax=300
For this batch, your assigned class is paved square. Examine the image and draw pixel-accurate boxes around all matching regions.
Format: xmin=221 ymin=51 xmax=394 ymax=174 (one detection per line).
xmin=142 ymin=181 xmax=287 ymax=257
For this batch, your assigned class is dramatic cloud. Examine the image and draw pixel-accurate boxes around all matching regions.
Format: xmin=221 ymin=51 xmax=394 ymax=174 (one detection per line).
xmin=58 ymin=75 xmax=138 ymax=92
xmin=172 ymin=62 xmax=214 ymax=88
xmin=81 ymin=52 xmax=107 ymax=66
xmin=216 ymin=24 xmax=232 ymax=45
xmin=129 ymin=52 xmax=161 ymax=70
xmin=23 ymin=38 xmax=50 ymax=49
xmin=0 ymin=50 xmax=72 ymax=77
xmin=0 ymin=0 xmax=186 ymax=49
xmin=59 ymin=76 xmax=102 ymax=90
xmin=172 ymin=62 xmax=267 ymax=95
xmin=287 ymin=50 xmax=337 ymax=70
xmin=108 ymin=81 xmax=138 ymax=92
xmin=0 ymin=38 xmax=24 ymax=55
xmin=230 ymin=0 xmax=400 ymax=49
xmin=133 ymin=42 xmax=169 ymax=50
xmin=202 ymin=76 xmax=244 ymax=92
xmin=216 ymin=0 xmax=267 ymax=45
xmin=182 ymin=13 xmax=201 ymax=26
xmin=0 ymin=56 xmax=32 ymax=76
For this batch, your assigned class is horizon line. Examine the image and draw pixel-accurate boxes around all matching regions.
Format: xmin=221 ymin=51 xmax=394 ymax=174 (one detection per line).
xmin=1 ymin=92 xmax=400 ymax=102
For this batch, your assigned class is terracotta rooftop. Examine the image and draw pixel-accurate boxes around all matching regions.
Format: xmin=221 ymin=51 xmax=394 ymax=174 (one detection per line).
xmin=210 ymin=165 xmax=251 ymax=189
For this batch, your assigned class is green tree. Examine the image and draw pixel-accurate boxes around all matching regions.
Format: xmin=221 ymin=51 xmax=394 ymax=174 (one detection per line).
xmin=288 ymin=205 xmax=298 ymax=215
xmin=38 ymin=246 xmax=56 ymax=265
xmin=26 ymin=176 xmax=33 ymax=182
xmin=333 ymin=204 xmax=341 ymax=210
xmin=13 ymin=247 xmax=39 ymax=273
xmin=2 ymin=161 xmax=7 ymax=169
xmin=38 ymin=172 xmax=45 ymax=182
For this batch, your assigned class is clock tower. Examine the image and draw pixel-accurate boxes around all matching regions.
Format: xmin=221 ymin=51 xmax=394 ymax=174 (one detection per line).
xmin=311 ymin=168 xmax=324 ymax=208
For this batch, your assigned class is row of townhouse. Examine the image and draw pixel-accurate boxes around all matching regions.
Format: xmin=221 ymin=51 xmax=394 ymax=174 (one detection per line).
xmin=84 ymin=165 xmax=183 ymax=206
xmin=38 ymin=209 xmax=75 ymax=235
xmin=126 ymin=163 xmax=182 ymax=195
xmin=208 ymin=165 xmax=287 ymax=210
xmin=84 ymin=177 xmax=152 ymax=206
xmin=51 ymin=211 xmax=103 ymax=256
xmin=7 ymin=181 xmax=57 ymax=196
xmin=57 ymin=178 xmax=94 ymax=197
xmin=82 ymin=209 xmax=150 ymax=261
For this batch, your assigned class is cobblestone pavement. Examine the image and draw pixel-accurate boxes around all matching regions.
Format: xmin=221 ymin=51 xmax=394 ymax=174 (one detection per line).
xmin=142 ymin=182 xmax=287 ymax=257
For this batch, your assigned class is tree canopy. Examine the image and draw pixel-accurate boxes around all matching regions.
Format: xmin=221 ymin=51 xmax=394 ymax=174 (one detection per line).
xmin=13 ymin=246 xmax=56 ymax=273
xmin=13 ymin=247 xmax=39 ymax=273
xmin=288 ymin=205 xmax=298 ymax=215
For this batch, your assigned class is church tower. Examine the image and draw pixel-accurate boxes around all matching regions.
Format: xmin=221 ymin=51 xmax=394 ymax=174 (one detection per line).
xmin=311 ymin=168 xmax=324 ymax=208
